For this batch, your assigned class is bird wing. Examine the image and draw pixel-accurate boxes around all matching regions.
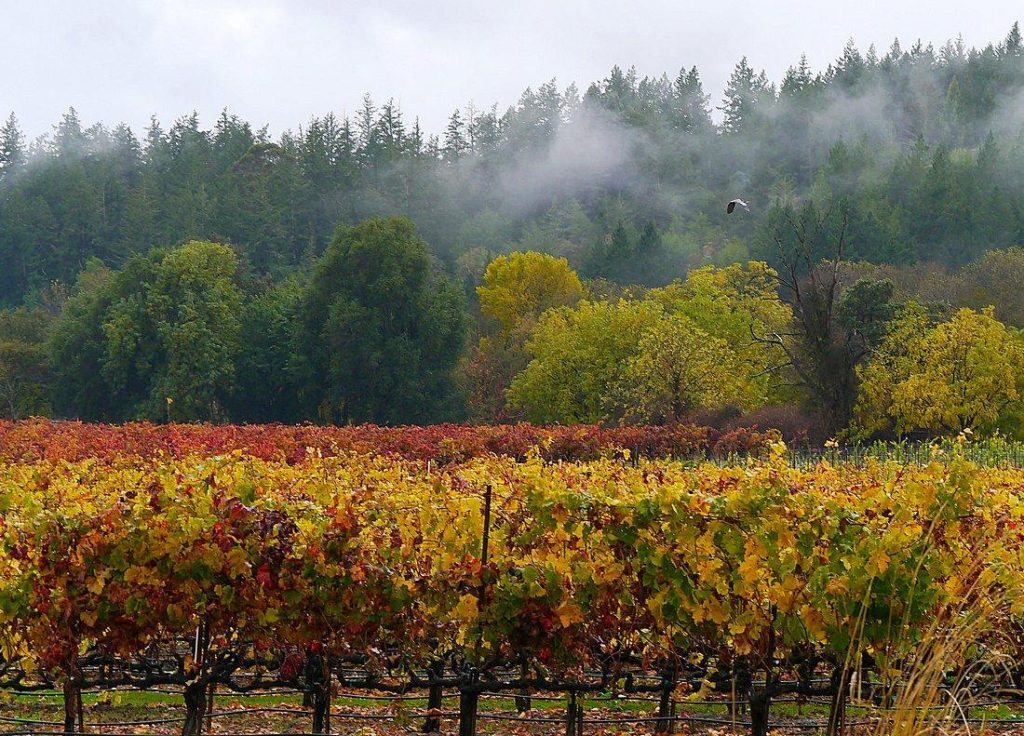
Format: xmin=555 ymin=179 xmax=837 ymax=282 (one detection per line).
xmin=727 ymin=201 xmax=736 ymax=214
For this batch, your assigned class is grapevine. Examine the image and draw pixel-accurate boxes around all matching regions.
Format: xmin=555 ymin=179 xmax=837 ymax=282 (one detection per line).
xmin=0 ymin=427 xmax=1022 ymax=736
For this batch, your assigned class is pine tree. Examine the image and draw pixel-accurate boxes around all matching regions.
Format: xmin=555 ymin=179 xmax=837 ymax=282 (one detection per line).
xmin=1003 ymin=21 xmax=1022 ymax=57
xmin=720 ymin=57 xmax=770 ymax=134
xmin=0 ymin=113 xmax=25 ymax=181
xmin=637 ymin=222 xmax=660 ymax=254
xmin=338 ymin=116 xmax=356 ymax=168
xmin=610 ymin=222 xmax=632 ymax=260
xmin=425 ymin=134 xmax=441 ymax=160
xmin=671 ymin=66 xmax=712 ymax=131
xmin=464 ymin=102 xmax=478 ymax=151
xmin=944 ymin=77 xmax=965 ymax=134
xmin=212 ymin=109 xmax=254 ymax=170
xmin=52 ymin=107 xmax=85 ymax=158
xmin=882 ymin=38 xmax=905 ymax=69
xmin=409 ymin=118 xmax=424 ymax=155
xmin=470 ymin=105 xmax=500 ymax=152
xmin=536 ymin=79 xmax=562 ymax=136
xmin=443 ymin=110 xmax=468 ymax=162
xmin=375 ymin=99 xmax=407 ymax=157
xmin=832 ymin=39 xmax=866 ymax=88
xmin=355 ymin=95 xmax=379 ymax=168
xmin=939 ymin=35 xmax=967 ymax=67
xmin=865 ymin=44 xmax=879 ymax=68
xmin=356 ymin=93 xmax=377 ymax=149
xmin=781 ymin=54 xmax=814 ymax=96
xmin=143 ymin=116 xmax=166 ymax=165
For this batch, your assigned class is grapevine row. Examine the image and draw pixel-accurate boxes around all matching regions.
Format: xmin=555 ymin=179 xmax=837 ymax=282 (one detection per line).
xmin=1 ymin=445 xmax=1022 ymax=736
xmin=0 ymin=419 xmax=773 ymax=464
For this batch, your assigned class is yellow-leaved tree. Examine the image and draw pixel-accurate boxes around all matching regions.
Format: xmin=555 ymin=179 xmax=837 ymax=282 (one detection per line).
xmin=476 ymin=251 xmax=584 ymax=336
xmin=855 ymin=306 xmax=1024 ymax=437
xmin=463 ymin=252 xmax=584 ymax=420
xmin=508 ymin=263 xmax=795 ymax=425
xmin=650 ymin=261 xmax=794 ymax=406
xmin=614 ymin=313 xmax=749 ymax=424
xmin=506 ymin=299 xmax=664 ymax=424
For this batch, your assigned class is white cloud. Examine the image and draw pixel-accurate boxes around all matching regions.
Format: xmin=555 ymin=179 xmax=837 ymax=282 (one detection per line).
xmin=1 ymin=0 xmax=1020 ymax=138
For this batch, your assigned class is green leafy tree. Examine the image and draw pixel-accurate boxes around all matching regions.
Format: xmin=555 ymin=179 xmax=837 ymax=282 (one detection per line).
xmin=230 ymin=278 xmax=303 ymax=423
xmin=140 ymin=241 xmax=243 ymax=421
xmin=49 ymin=259 xmax=125 ymax=419
xmin=50 ymin=242 xmax=243 ymax=421
xmin=507 ymin=299 xmax=663 ymax=424
xmin=292 ymin=216 xmax=466 ymax=424
xmin=615 ymin=313 xmax=747 ymax=423
xmin=0 ymin=307 xmax=52 ymax=418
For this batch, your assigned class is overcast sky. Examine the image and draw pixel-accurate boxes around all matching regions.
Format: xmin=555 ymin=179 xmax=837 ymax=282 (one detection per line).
xmin=3 ymin=1 xmax=1021 ymax=140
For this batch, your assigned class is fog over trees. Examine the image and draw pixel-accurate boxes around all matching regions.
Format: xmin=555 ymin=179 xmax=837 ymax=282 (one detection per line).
xmin=4 ymin=24 xmax=1024 ymax=436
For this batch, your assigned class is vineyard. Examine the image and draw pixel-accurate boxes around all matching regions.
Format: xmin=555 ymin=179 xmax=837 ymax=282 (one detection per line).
xmin=2 ymin=424 xmax=1024 ymax=736
xmin=0 ymin=421 xmax=775 ymax=465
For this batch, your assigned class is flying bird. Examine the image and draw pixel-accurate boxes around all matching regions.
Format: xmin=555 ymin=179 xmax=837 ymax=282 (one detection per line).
xmin=726 ymin=199 xmax=749 ymax=214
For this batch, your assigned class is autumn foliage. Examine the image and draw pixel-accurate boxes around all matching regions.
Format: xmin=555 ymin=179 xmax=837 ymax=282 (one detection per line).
xmin=0 ymin=419 xmax=775 ymax=464
xmin=2 ymin=424 xmax=1023 ymax=736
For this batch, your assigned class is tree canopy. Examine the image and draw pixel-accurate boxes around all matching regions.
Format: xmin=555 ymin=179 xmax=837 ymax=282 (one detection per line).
xmin=291 ymin=216 xmax=466 ymax=424
xmin=855 ymin=306 xmax=1024 ymax=436
xmin=50 ymin=241 xmax=243 ymax=422
xmin=8 ymin=24 xmax=1024 ymax=439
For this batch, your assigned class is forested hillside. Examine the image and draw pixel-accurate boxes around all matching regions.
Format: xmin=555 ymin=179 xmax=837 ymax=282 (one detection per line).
xmin=4 ymin=25 xmax=1024 ymax=303
xmin=4 ymin=24 xmax=1024 ymax=436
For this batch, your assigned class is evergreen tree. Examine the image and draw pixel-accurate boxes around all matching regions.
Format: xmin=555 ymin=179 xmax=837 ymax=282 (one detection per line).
xmin=52 ymin=107 xmax=84 ymax=158
xmin=831 ymin=39 xmax=867 ymax=88
xmin=720 ymin=57 xmax=772 ymax=134
xmin=291 ymin=216 xmax=466 ymax=424
xmin=0 ymin=113 xmax=25 ymax=181
xmin=670 ymin=66 xmax=712 ymax=131
xmin=356 ymin=93 xmax=377 ymax=150
xmin=443 ymin=109 xmax=469 ymax=162
xmin=1002 ymin=21 xmax=1022 ymax=57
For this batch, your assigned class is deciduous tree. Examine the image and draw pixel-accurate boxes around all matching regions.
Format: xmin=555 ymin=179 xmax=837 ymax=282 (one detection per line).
xmin=855 ymin=306 xmax=1024 ymax=436
xmin=291 ymin=216 xmax=466 ymax=424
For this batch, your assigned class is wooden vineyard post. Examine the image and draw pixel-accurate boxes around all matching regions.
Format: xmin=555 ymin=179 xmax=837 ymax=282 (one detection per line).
xmin=457 ymin=684 xmax=480 ymax=736
xmin=479 ymin=484 xmax=492 ymax=601
xmin=515 ymin=659 xmax=531 ymax=713
xmin=656 ymin=666 xmax=677 ymax=734
xmin=423 ymin=659 xmax=444 ymax=733
xmin=459 ymin=484 xmax=493 ymax=736
xmin=565 ymin=689 xmax=583 ymax=736
xmin=206 ymin=682 xmax=217 ymax=735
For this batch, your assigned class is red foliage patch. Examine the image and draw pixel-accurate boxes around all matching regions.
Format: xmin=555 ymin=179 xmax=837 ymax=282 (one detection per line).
xmin=0 ymin=419 xmax=773 ymax=464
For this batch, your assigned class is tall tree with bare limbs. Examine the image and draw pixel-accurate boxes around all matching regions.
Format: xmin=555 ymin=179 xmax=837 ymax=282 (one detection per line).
xmin=754 ymin=200 xmax=896 ymax=434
